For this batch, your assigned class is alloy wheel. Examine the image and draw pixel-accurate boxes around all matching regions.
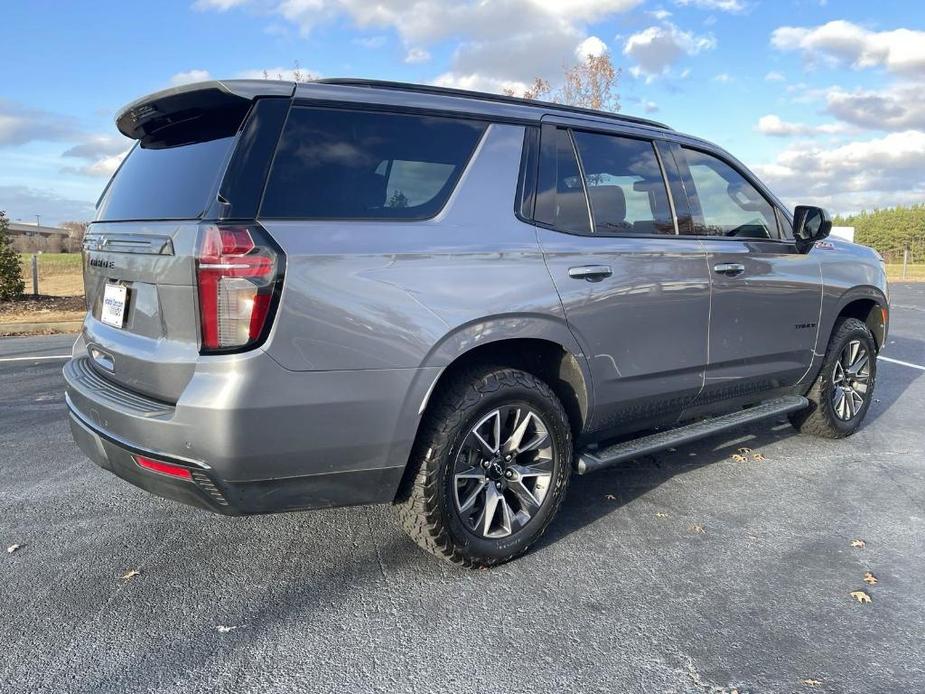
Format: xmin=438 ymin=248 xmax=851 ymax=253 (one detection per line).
xmin=453 ymin=406 xmax=555 ymax=539
xmin=831 ymin=339 xmax=870 ymax=421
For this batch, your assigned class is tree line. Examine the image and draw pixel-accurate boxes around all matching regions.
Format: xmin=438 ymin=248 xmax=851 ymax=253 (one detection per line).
xmin=834 ymin=205 xmax=925 ymax=264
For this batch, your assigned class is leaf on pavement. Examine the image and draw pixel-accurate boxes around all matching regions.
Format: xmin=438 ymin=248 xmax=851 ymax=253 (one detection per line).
xmin=863 ymin=571 xmax=878 ymax=585
xmin=731 ymin=454 xmax=748 ymax=463
xmin=605 ymin=494 xmax=616 ymax=501
xmin=655 ymin=512 xmax=669 ymax=518
xmin=7 ymin=544 xmax=21 ymax=554
xmin=121 ymin=569 xmax=140 ymax=581
xmin=737 ymin=447 xmax=752 ymax=454
xmin=801 ymin=678 xmax=823 ymax=687
xmin=850 ymin=590 xmax=872 ymax=604
xmin=216 ymin=625 xmax=242 ymax=633
xmin=850 ymin=539 xmax=866 ymax=548
xmin=688 ymin=524 xmax=705 ymax=534
xmin=752 ymin=453 xmax=768 ymax=462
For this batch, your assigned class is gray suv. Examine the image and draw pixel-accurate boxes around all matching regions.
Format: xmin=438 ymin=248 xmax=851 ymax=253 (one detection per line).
xmin=65 ymin=79 xmax=889 ymax=567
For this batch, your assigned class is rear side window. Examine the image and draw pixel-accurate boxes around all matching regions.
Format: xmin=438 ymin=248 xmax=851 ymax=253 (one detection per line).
xmin=535 ymin=128 xmax=591 ymax=234
xmin=680 ymin=148 xmax=778 ymax=238
xmin=572 ymin=131 xmax=674 ymax=235
xmin=97 ymin=136 xmax=236 ymax=221
xmin=260 ymin=108 xmax=486 ymax=220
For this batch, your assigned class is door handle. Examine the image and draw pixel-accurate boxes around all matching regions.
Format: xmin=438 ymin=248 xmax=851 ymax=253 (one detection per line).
xmin=568 ymin=265 xmax=613 ymax=282
xmin=713 ymin=263 xmax=746 ymax=276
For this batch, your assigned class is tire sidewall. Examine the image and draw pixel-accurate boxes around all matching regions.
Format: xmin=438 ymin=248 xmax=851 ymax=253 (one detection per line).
xmin=817 ymin=324 xmax=877 ymax=435
xmin=436 ymin=383 xmax=571 ymax=562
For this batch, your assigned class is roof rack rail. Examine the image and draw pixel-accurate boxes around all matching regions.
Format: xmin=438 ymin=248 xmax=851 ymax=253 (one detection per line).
xmin=313 ymin=78 xmax=672 ymax=131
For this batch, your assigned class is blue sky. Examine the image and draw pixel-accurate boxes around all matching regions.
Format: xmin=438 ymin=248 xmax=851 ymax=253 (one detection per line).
xmin=2 ymin=0 xmax=923 ymax=225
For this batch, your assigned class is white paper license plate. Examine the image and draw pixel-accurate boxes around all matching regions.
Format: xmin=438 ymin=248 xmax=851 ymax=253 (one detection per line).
xmin=100 ymin=284 xmax=128 ymax=328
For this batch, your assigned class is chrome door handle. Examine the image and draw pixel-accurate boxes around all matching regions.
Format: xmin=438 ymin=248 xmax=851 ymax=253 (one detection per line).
xmin=713 ymin=263 xmax=745 ymax=276
xmin=568 ymin=265 xmax=613 ymax=282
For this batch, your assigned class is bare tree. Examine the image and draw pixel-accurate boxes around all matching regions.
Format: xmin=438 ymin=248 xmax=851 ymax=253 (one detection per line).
xmin=263 ymin=61 xmax=316 ymax=83
xmin=504 ymin=52 xmax=622 ymax=113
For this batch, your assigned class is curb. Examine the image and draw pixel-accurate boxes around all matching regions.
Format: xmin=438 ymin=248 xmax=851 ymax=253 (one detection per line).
xmin=0 ymin=320 xmax=83 ymax=336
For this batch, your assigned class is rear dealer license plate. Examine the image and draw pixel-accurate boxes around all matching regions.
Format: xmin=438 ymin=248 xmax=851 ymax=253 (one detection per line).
xmin=100 ymin=284 xmax=127 ymax=328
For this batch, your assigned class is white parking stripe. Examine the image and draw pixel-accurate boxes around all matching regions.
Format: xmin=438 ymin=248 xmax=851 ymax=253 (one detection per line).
xmin=0 ymin=354 xmax=71 ymax=363
xmin=879 ymin=355 xmax=925 ymax=372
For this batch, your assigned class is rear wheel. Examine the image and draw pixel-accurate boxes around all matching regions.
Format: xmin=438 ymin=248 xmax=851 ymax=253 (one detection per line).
xmin=790 ymin=317 xmax=877 ymax=438
xmin=396 ymin=366 xmax=572 ymax=568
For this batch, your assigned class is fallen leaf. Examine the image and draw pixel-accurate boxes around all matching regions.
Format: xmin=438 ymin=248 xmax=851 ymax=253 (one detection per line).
xmin=688 ymin=524 xmax=705 ymax=534
xmin=655 ymin=512 xmax=669 ymax=518
xmin=850 ymin=590 xmax=872 ymax=604
xmin=737 ymin=447 xmax=752 ymax=454
xmin=121 ymin=569 xmax=140 ymax=581
xmin=850 ymin=539 xmax=866 ymax=548
xmin=731 ymin=454 xmax=748 ymax=463
xmin=216 ymin=625 xmax=241 ymax=633
xmin=801 ymin=678 xmax=823 ymax=687
xmin=863 ymin=571 xmax=878 ymax=585
xmin=7 ymin=544 xmax=21 ymax=554
xmin=605 ymin=494 xmax=616 ymax=501
xmin=752 ymin=453 xmax=768 ymax=462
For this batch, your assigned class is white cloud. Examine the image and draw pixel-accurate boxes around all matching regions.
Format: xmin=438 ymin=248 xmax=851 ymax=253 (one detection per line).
xmin=0 ymin=100 xmax=77 ymax=147
xmin=753 ymin=130 xmax=925 ymax=212
xmin=60 ymin=135 xmax=131 ymax=178
xmin=755 ymin=114 xmax=848 ymax=137
xmin=192 ymin=0 xmax=249 ymax=10
xmin=713 ymin=72 xmax=732 ymax=82
xmin=198 ymin=0 xmax=641 ymax=88
xmin=353 ymin=35 xmax=387 ymax=48
xmin=433 ymin=73 xmax=532 ymax=95
xmin=825 ymin=84 xmax=925 ymax=132
xmin=0 ymin=185 xmax=96 ymax=225
xmin=169 ymin=69 xmax=211 ymax=86
xmin=674 ymin=0 xmax=745 ymax=11
xmin=649 ymin=9 xmax=672 ymax=20
xmin=764 ymin=70 xmax=785 ymax=82
xmin=644 ymin=100 xmax=659 ymax=113
xmin=771 ymin=20 xmax=925 ymax=77
xmin=623 ymin=23 xmax=716 ymax=80
xmin=404 ymin=47 xmax=431 ymax=64
xmin=575 ymin=35 xmax=608 ymax=59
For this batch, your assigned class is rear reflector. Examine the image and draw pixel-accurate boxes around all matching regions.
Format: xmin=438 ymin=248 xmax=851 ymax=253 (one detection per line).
xmin=196 ymin=224 xmax=283 ymax=353
xmin=135 ymin=455 xmax=193 ymax=480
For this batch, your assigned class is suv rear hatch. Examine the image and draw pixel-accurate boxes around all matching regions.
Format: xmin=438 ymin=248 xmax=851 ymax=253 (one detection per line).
xmin=80 ymin=81 xmax=292 ymax=402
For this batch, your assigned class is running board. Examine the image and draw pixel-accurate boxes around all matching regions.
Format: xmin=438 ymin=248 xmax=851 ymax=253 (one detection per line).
xmin=576 ymin=396 xmax=809 ymax=475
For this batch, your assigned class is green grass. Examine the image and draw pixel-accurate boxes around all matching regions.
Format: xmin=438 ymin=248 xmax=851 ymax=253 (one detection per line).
xmin=18 ymin=253 xmax=85 ymax=296
xmin=885 ymin=263 xmax=925 ymax=282
xmin=18 ymin=252 xmax=83 ymax=272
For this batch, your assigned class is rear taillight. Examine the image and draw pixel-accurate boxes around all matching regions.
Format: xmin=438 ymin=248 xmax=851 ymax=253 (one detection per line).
xmin=135 ymin=455 xmax=193 ymax=480
xmin=195 ymin=224 xmax=284 ymax=353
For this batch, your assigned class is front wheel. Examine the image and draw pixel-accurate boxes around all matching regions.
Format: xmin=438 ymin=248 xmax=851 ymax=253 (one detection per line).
xmin=790 ymin=317 xmax=877 ymax=438
xmin=396 ymin=366 xmax=572 ymax=568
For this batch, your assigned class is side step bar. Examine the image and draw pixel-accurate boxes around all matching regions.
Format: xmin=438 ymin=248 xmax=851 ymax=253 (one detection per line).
xmin=576 ymin=395 xmax=809 ymax=475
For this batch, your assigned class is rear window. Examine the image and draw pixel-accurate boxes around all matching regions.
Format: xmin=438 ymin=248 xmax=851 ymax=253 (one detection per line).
xmin=260 ymin=108 xmax=487 ymax=220
xmin=97 ymin=136 xmax=236 ymax=221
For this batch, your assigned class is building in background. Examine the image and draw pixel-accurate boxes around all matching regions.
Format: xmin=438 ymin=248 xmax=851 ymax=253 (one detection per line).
xmin=7 ymin=222 xmax=73 ymax=253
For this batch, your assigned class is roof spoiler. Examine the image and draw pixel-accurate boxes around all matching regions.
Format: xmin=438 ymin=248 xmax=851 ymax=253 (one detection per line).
xmin=115 ymin=80 xmax=295 ymax=141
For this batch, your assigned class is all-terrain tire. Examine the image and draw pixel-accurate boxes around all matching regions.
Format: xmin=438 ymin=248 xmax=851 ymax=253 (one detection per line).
xmin=789 ymin=317 xmax=877 ymax=439
xmin=395 ymin=366 xmax=572 ymax=568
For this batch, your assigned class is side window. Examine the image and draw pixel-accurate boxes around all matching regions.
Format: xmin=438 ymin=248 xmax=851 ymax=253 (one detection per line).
xmin=572 ymin=131 xmax=675 ymax=235
xmin=680 ymin=148 xmax=779 ymax=238
xmin=535 ymin=127 xmax=591 ymax=234
xmin=261 ymin=108 xmax=486 ymax=219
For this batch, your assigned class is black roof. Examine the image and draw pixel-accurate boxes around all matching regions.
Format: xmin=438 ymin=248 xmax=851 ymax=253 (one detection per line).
xmin=316 ymin=78 xmax=672 ymax=131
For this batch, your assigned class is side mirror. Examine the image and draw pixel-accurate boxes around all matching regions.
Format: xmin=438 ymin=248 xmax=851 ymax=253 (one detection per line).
xmin=793 ymin=205 xmax=832 ymax=253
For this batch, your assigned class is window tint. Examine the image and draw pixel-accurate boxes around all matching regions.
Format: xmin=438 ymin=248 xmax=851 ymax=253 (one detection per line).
xmin=97 ymin=136 xmax=236 ymax=221
xmin=681 ymin=148 xmax=778 ymax=238
xmin=535 ymin=128 xmax=591 ymax=234
xmin=261 ymin=108 xmax=486 ymax=219
xmin=573 ymin=132 xmax=674 ymax=235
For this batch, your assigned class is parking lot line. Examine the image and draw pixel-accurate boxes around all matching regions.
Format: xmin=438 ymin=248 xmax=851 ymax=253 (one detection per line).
xmin=0 ymin=354 xmax=71 ymax=363
xmin=878 ymin=355 xmax=925 ymax=371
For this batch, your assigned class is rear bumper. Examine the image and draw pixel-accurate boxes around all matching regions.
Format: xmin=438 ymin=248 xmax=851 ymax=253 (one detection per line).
xmin=63 ymin=347 xmax=438 ymax=515
xmin=67 ymin=398 xmax=407 ymax=515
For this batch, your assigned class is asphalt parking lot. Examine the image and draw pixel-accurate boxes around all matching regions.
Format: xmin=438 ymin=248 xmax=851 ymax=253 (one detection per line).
xmin=2 ymin=284 xmax=924 ymax=694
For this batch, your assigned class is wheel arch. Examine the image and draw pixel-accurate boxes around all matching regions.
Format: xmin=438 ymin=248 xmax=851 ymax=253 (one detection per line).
xmin=832 ymin=287 xmax=888 ymax=352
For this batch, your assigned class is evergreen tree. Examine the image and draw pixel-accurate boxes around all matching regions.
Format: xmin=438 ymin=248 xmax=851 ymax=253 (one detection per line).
xmin=0 ymin=210 xmax=26 ymax=300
